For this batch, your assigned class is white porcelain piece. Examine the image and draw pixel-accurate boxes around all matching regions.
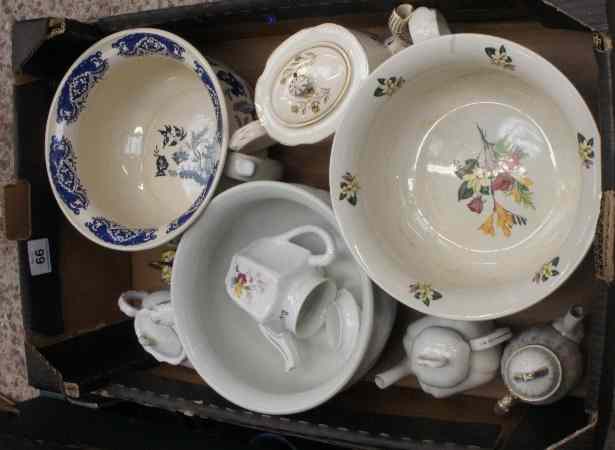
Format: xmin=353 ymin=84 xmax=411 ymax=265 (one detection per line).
xmin=408 ymin=7 xmax=451 ymax=44
xmin=330 ymin=33 xmax=601 ymax=320
xmin=118 ymin=290 xmax=187 ymax=366
xmin=230 ymin=6 xmax=413 ymax=150
xmin=375 ymin=317 xmax=511 ymax=398
xmin=171 ymin=181 xmax=385 ymax=414
xmin=326 ymin=288 xmax=361 ymax=363
xmin=46 ymin=28 xmax=280 ymax=251
xmin=292 ymin=185 xmax=399 ymax=385
xmin=225 ymin=225 xmax=337 ymax=371
xmin=495 ymin=305 xmax=585 ymax=414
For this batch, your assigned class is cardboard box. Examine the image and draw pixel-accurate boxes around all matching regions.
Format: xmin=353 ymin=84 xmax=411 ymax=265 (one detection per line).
xmin=8 ymin=1 xmax=615 ymax=448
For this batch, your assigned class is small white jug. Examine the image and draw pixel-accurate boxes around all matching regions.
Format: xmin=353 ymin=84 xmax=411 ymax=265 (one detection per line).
xmin=118 ymin=290 xmax=188 ymax=366
xmin=225 ymin=225 xmax=337 ymax=371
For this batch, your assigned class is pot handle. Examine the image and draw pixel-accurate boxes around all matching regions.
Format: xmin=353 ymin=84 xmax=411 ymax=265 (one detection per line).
xmin=276 ymin=225 xmax=336 ymax=267
xmin=223 ymin=151 xmax=283 ymax=182
xmin=229 ymin=120 xmax=277 ymax=154
xmin=385 ymin=4 xmax=413 ymax=55
xmin=469 ymin=327 xmax=513 ymax=351
xmin=118 ymin=291 xmax=149 ymax=318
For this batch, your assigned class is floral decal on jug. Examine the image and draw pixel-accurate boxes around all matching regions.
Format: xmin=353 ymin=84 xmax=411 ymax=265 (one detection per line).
xmin=577 ymin=133 xmax=595 ymax=169
xmin=229 ymin=265 xmax=266 ymax=301
xmin=455 ymin=125 xmax=535 ymax=238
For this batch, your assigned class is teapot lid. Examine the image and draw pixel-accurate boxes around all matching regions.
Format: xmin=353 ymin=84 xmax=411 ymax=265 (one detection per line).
xmin=255 ymin=24 xmax=370 ymax=146
xmin=502 ymin=345 xmax=562 ymax=402
xmin=410 ymin=327 xmax=471 ymax=389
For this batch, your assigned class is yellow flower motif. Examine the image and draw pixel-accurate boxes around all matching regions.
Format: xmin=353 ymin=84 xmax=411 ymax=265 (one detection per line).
xmin=463 ymin=167 xmax=491 ymax=194
xmin=533 ymin=257 xmax=560 ymax=283
xmin=479 ymin=213 xmax=495 ymax=237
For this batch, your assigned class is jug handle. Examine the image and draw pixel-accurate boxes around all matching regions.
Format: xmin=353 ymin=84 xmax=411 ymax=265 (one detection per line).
xmin=229 ymin=121 xmax=277 ymax=154
xmin=385 ymin=4 xmax=413 ymax=55
xmin=469 ymin=327 xmax=513 ymax=351
xmin=258 ymin=324 xmax=300 ymax=372
xmin=277 ymin=225 xmax=336 ymax=267
xmin=118 ymin=291 xmax=149 ymax=318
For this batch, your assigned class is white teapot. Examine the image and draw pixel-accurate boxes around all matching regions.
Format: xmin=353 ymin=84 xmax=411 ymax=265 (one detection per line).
xmin=375 ymin=317 xmax=511 ymax=398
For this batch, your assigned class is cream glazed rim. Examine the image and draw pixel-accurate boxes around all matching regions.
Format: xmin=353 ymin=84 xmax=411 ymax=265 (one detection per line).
xmin=45 ymin=28 xmax=229 ymax=251
xmin=330 ymin=33 xmax=601 ymax=320
xmin=254 ymin=23 xmax=370 ymax=146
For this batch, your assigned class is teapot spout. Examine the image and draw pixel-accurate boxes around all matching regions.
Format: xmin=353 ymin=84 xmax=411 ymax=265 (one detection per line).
xmin=375 ymin=358 xmax=413 ymax=389
xmin=553 ymin=305 xmax=585 ymax=344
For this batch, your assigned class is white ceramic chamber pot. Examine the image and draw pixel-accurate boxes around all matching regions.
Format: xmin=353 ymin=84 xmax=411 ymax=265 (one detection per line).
xmin=225 ymin=225 xmax=338 ymax=371
xmin=375 ymin=317 xmax=512 ymax=398
xmin=229 ymin=5 xmax=414 ymax=151
xmin=171 ymin=181 xmax=393 ymax=415
xmin=46 ymin=28 xmax=281 ymax=251
xmin=330 ymin=31 xmax=601 ymax=320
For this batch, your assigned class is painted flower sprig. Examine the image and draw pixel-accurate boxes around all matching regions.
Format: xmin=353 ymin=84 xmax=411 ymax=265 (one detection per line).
xmin=455 ymin=125 xmax=535 ymax=238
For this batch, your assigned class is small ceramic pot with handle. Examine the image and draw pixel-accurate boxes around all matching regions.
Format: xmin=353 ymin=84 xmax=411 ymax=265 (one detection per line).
xmin=495 ymin=305 xmax=585 ymax=414
xmin=225 ymin=225 xmax=338 ymax=371
xmin=229 ymin=5 xmax=415 ymax=151
xmin=375 ymin=316 xmax=512 ymax=398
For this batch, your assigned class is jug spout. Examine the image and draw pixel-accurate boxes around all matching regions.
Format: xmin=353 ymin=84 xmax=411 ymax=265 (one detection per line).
xmin=258 ymin=324 xmax=301 ymax=372
xmin=375 ymin=358 xmax=413 ymax=389
xmin=553 ymin=305 xmax=585 ymax=344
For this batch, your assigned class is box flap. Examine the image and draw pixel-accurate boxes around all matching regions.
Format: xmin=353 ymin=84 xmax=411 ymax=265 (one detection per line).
xmin=4 ymin=180 xmax=31 ymax=241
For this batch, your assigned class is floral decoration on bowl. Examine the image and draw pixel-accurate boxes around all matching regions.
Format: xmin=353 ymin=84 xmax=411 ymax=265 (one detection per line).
xmin=455 ymin=125 xmax=535 ymax=238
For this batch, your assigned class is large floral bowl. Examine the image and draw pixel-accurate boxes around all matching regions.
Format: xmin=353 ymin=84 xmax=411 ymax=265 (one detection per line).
xmin=330 ymin=34 xmax=601 ymax=320
xmin=45 ymin=29 xmax=249 ymax=251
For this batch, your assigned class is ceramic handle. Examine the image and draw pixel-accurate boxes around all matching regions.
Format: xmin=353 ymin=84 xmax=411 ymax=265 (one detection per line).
xmin=118 ymin=291 xmax=149 ymax=318
xmin=277 ymin=225 xmax=336 ymax=267
xmin=385 ymin=4 xmax=413 ymax=55
xmin=469 ymin=327 xmax=512 ymax=351
xmin=229 ymin=120 xmax=277 ymax=154
xmin=258 ymin=324 xmax=300 ymax=372
xmin=408 ymin=7 xmax=451 ymax=44
xmin=224 ymin=151 xmax=283 ymax=182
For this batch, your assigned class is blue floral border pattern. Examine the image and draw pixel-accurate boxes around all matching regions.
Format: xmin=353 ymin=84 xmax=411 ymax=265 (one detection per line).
xmin=48 ymin=135 xmax=89 ymax=215
xmin=166 ymin=160 xmax=219 ymax=234
xmin=57 ymin=51 xmax=109 ymax=124
xmin=112 ymin=33 xmax=185 ymax=60
xmin=85 ymin=217 xmax=157 ymax=246
xmin=194 ymin=60 xmax=224 ymax=146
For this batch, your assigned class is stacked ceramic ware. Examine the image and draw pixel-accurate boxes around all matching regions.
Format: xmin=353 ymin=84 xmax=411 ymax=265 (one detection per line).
xmin=45 ymin=3 xmax=599 ymax=415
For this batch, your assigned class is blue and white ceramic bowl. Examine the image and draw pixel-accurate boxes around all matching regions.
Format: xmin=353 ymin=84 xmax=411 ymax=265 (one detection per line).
xmin=46 ymin=28 xmax=256 ymax=251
